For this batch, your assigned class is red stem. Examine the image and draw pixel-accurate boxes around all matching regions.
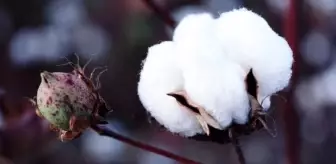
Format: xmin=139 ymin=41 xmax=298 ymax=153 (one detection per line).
xmin=283 ymin=0 xmax=300 ymax=164
xmin=230 ymin=131 xmax=246 ymax=164
xmin=91 ymin=125 xmax=201 ymax=164
xmin=142 ymin=0 xmax=177 ymax=28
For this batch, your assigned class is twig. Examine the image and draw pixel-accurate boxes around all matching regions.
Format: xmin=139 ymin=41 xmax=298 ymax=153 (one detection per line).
xmin=90 ymin=125 xmax=201 ymax=164
xmin=142 ymin=0 xmax=177 ymax=28
xmin=283 ymin=0 xmax=300 ymax=164
xmin=232 ymin=137 xmax=246 ymax=164
xmin=229 ymin=129 xmax=246 ymax=164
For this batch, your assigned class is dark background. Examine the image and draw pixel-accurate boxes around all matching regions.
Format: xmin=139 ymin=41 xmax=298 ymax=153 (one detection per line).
xmin=0 ymin=0 xmax=333 ymax=163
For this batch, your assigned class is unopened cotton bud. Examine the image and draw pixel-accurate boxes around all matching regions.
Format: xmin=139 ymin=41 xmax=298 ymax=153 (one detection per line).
xmin=137 ymin=41 xmax=204 ymax=137
xmin=37 ymin=71 xmax=97 ymax=130
xmin=33 ymin=69 xmax=110 ymax=141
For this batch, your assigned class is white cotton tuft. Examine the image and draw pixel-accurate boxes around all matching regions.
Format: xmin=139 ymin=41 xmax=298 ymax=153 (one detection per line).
xmin=215 ymin=7 xmax=294 ymax=110
xmin=173 ymin=12 xmax=217 ymax=44
xmin=137 ymin=41 xmax=203 ymax=137
xmin=182 ymin=59 xmax=250 ymax=127
xmin=138 ymin=8 xmax=293 ymax=135
xmin=172 ymin=14 xmax=250 ymax=127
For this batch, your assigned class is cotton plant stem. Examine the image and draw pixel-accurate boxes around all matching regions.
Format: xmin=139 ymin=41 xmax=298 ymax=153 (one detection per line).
xmin=283 ymin=0 xmax=300 ymax=164
xmin=232 ymin=139 xmax=246 ymax=164
xmin=229 ymin=129 xmax=246 ymax=164
xmin=91 ymin=125 xmax=201 ymax=164
xmin=232 ymin=138 xmax=246 ymax=164
xmin=142 ymin=0 xmax=177 ymax=28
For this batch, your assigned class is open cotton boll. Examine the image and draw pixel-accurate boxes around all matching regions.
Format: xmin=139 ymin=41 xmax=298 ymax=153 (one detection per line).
xmin=215 ymin=8 xmax=293 ymax=109
xmin=180 ymin=53 xmax=250 ymax=128
xmin=172 ymin=12 xmax=250 ymax=128
xmin=137 ymin=41 xmax=203 ymax=137
xmin=175 ymin=36 xmax=250 ymax=128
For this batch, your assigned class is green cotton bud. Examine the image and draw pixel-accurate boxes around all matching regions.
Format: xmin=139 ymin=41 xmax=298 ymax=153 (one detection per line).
xmin=37 ymin=71 xmax=96 ymax=130
xmin=31 ymin=68 xmax=110 ymax=142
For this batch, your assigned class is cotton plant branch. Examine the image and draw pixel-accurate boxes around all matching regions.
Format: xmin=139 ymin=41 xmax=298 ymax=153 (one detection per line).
xmin=142 ymin=0 xmax=205 ymax=28
xmin=2 ymin=96 xmax=201 ymax=163
xmin=229 ymin=130 xmax=246 ymax=164
xmin=233 ymin=139 xmax=245 ymax=164
xmin=142 ymin=0 xmax=177 ymax=28
xmin=91 ymin=125 xmax=201 ymax=164
xmin=282 ymin=0 xmax=300 ymax=163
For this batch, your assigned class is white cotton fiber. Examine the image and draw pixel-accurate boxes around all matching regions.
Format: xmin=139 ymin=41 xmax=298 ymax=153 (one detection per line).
xmin=181 ymin=58 xmax=250 ymax=127
xmin=215 ymin=8 xmax=294 ymax=109
xmin=137 ymin=41 xmax=203 ymax=137
xmin=173 ymin=13 xmax=251 ymax=127
xmin=137 ymin=8 xmax=294 ymax=136
xmin=173 ymin=12 xmax=217 ymax=44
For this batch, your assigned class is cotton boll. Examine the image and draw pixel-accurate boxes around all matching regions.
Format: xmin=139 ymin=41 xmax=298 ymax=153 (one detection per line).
xmin=215 ymin=8 xmax=293 ymax=109
xmin=180 ymin=53 xmax=250 ymax=128
xmin=137 ymin=41 xmax=203 ymax=137
xmin=172 ymin=12 xmax=250 ymax=127
xmin=175 ymin=35 xmax=250 ymax=128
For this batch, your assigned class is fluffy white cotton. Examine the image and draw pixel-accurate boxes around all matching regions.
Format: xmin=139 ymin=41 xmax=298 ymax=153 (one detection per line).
xmin=138 ymin=8 xmax=293 ymax=136
xmin=137 ymin=41 xmax=203 ymax=137
xmin=182 ymin=59 xmax=250 ymax=127
xmin=214 ymin=8 xmax=293 ymax=109
xmin=173 ymin=13 xmax=217 ymax=44
xmin=173 ymin=13 xmax=250 ymax=127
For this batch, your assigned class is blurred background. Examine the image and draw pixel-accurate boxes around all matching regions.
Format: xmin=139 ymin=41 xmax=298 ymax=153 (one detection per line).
xmin=0 ymin=0 xmax=333 ymax=163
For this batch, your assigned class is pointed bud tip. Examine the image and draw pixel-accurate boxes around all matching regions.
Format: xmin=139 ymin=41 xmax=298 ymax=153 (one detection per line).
xmin=40 ymin=71 xmax=56 ymax=84
xmin=166 ymin=93 xmax=175 ymax=97
xmin=40 ymin=71 xmax=52 ymax=78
